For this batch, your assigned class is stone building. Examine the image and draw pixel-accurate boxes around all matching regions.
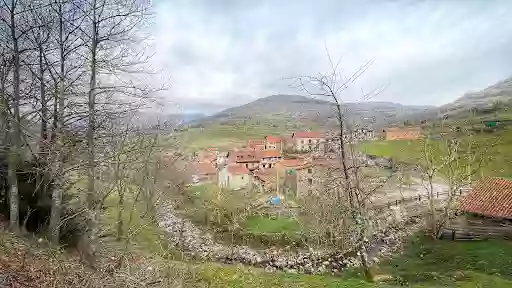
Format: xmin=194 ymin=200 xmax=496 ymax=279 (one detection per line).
xmin=382 ymin=127 xmax=422 ymax=140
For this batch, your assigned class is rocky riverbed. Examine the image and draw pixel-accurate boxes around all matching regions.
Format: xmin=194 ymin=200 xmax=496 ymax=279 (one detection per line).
xmin=157 ymin=201 xmax=426 ymax=275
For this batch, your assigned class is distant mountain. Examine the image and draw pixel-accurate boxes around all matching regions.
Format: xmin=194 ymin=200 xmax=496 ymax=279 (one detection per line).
xmin=195 ymin=94 xmax=433 ymax=129
xmin=128 ymin=111 xmax=207 ymax=131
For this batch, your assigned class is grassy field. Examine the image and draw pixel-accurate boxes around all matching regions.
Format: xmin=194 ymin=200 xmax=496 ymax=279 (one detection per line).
xmin=101 ymin=192 xmax=183 ymax=259
xmin=178 ymin=117 xmax=319 ymax=152
xmin=197 ymin=235 xmax=512 ymax=287
xmin=378 ymin=235 xmax=512 ymax=287
xmin=243 ymin=215 xmax=300 ymax=236
xmin=2 ymin=207 xmax=512 ymax=287
xmin=359 ymin=128 xmax=512 ymax=178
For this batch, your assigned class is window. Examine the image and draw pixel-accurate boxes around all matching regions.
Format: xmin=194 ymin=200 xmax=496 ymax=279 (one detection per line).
xmin=307 ymin=168 xmax=313 ymax=174
xmin=241 ymin=176 xmax=244 ymax=180
xmin=301 ymin=140 xmax=304 ymax=144
xmin=308 ymin=178 xmax=313 ymax=185
xmin=308 ymin=139 xmax=312 ymax=144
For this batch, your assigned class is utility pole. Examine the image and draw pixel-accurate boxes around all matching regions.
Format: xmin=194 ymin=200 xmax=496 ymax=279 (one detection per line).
xmin=276 ymin=167 xmax=279 ymax=196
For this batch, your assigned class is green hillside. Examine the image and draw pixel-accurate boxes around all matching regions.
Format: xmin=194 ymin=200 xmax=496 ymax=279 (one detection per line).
xmin=359 ymin=128 xmax=512 ymax=178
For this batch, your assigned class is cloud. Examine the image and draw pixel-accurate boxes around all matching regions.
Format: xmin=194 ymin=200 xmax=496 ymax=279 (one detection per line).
xmin=152 ymin=0 xmax=512 ymax=113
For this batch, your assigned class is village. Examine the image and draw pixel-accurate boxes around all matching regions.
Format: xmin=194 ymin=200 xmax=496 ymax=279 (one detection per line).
xmin=181 ymin=122 xmax=512 ymax=239
xmin=156 ymin=121 xmax=512 ymax=277
xmin=186 ymin=126 xmax=422 ymax=198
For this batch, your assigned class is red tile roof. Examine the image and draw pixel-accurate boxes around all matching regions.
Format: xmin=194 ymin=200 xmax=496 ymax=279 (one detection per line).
xmin=279 ymin=159 xmax=306 ymax=167
xmin=265 ymin=135 xmax=282 ymax=143
xmin=458 ymin=177 xmax=512 ymax=219
xmin=227 ymin=165 xmax=250 ymax=175
xmin=253 ymin=168 xmax=277 ymax=184
xmin=383 ymin=127 xmax=421 ymax=132
xmin=292 ymin=131 xmax=324 ymax=139
xmin=247 ymin=139 xmax=265 ymax=147
xmin=191 ymin=162 xmax=217 ymax=175
xmin=277 ymin=159 xmax=312 ymax=170
xmin=230 ymin=150 xmax=261 ymax=163
xmin=260 ymin=150 xmax=281 ymax=158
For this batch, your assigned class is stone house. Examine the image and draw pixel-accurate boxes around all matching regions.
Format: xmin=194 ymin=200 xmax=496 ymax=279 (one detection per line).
xmin=252 ymin=167 xmax=278 ymax=193
xmin=229 ymin=150 xmax=261 ymax=170
xmin=348 ymin=128 xmax=375 ymax=142
xmin=247 ymin=139 xmax=266 ymax=151
xmin=282 ymin=135 xmax=295 ymax=152
xmin=190 ymin=162 xmax=217 ymax=184
xmin=265 ymin=135 xmax=283 ymax=151
xmin=291 ymin=131 xmax=325 ymax=153
xmin=259 ymin=150 xmax=282 ymax=168
xmin=276 ymin=158 xmax=338 ymax=197
xmin=275 ymin=159 xmax=310 ymax=197
xmin=382 ymin=127 xmax=422 ymax=140
xmin=218 ymin=164 xmax=251 ymax=190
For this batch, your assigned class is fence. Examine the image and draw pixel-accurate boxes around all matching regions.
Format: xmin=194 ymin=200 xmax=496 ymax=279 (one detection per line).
xmin=440 ymin=225 xmax=512 ymax=241
xmin=372 ymin=189 xmax=467 ymax=211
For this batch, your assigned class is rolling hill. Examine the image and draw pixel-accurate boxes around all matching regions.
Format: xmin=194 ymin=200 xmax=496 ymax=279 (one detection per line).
xmin=401 ymin=77 xmax=512 ymax=124
xmin=194 ymin=94 xmax=433 ymax=129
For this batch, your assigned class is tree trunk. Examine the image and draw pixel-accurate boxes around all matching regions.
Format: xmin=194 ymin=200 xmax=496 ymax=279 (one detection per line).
xmin=8 ymin=0 xmax=21 ymax=234
xmin=38 ymin=44 xmax=48 ymax=154
xmin=117 ymin=185 xmax=124 ymax=241
xmin=49 ymin=2 xmax=67 ymax=245
xmin=82 ymin=0 xmax=99 ymax=267
xmin=428 ymin=176 xmax=437 ymax=238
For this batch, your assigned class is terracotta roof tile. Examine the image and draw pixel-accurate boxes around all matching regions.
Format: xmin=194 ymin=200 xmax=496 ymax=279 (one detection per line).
xmin=260 ymin=150 xmax=281 ymax=158
xmin=191 ymin=162 xmax=217 ymax=175
xmin=458 ymin=177 xmax=512 ymax=219
xmin=279 ymin=159 xmax=307 ymax=167
xmin=265 ymin=135 xmax=283 ymax=142
xmin=383 ymin=127 xmax=421 ymax=132
xmin=254 ymin=168 xmax=277 ymax=184
xmin=227 ymin=165 xmax=250 ymax=175
xmin=247 ymin=139 xmax=265 ymax=148
xmin=231 ymin=150 xmax=261 ymax=163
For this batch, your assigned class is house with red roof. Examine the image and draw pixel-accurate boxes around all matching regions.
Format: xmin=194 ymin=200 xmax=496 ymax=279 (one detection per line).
xmin=228 ymin=150 xmax=261 ymax=170
xmin=190 ymin=161 xmax=217 ymax=184
xmin=265 ymin=135 xmax=283 ymax=151
xmin=259 ymin=150 xmax=282 ymax=168
xmin=247 ymin=139 xmax=266 ymax=151
xmin=218 ymin=164 xmax=252 ymax=190
xmin=458 ymin=177 xmax=512 ymax=220
xmin=291 ymin=131 xmax=326 ymax=153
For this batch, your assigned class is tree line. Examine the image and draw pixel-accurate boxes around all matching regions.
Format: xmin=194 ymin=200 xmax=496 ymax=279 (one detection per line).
xmin=0 ymin=0 xmax=169 ymax=268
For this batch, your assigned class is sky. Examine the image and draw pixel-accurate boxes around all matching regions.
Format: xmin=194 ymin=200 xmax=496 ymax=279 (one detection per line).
xmin=151 ymin=0 xmax=512 ymax=114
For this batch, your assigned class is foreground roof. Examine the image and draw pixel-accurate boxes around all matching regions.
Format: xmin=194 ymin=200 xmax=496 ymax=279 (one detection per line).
xmin=458 ymin=177 xmax=512 ymax=219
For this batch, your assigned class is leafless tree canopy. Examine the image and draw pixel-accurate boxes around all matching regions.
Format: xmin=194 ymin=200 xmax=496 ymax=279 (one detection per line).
xmin=0 ymin=0 xmax=170 ymax=268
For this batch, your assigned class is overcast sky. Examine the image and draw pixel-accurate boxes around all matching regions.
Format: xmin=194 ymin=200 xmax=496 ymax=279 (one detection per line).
xmin=152 ymin=0 xmax=512 ymax=114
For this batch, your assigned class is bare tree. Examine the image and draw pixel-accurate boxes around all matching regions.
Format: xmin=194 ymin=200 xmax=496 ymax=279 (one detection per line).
xmin=290 ymin=53 xmax=388 ymax=280
xmin=1 ymin=0 xmax=26 ymax=233
xmin=420 ymin=127 xmax=485 ymax=238
xmin=75 ymin=0 xmax=155 ymax=266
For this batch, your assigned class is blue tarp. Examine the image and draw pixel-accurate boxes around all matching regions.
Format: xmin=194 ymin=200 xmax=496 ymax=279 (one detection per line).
xmin=269 ymin=196 xmax=282 ymax=206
